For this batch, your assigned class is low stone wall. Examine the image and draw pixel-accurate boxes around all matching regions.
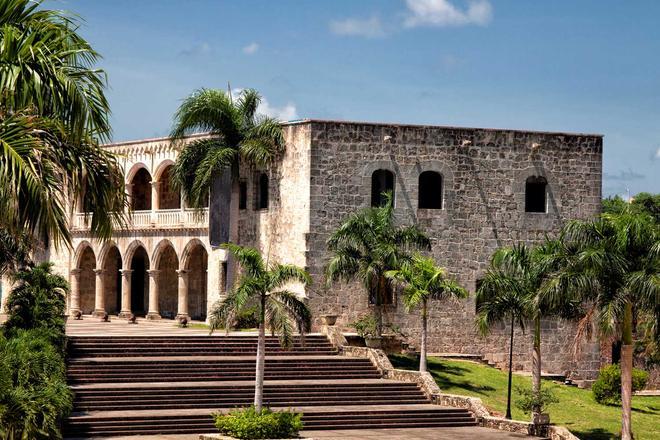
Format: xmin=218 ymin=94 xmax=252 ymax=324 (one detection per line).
xmin=323 ymin=326 xmax=580 ymax=440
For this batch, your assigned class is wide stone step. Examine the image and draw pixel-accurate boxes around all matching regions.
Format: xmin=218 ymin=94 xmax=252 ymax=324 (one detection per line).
xmin=64 ymin=407 xmax=476 ymax=437
xmin=68 ymin=373 xmax=383 ymax=384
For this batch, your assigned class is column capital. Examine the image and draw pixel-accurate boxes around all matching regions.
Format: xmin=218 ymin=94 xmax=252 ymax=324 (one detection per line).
xmin=120 ymin=269 xmax=134 ymax=276
xmin=93 ymin=269 xmax=105 ymax=276
xmin=150 ymin=180 xmax=161 ymax=188
xmin=146 ymin=269 xmax=161 ymax=277
xmin=70 ymin=268 xmax=82 ymax=276
xmin=176 ymin=269 xmax=189 ymax=277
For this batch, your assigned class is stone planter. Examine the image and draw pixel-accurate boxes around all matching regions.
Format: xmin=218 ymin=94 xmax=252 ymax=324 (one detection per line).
xmin=199 ymin=435 xmax=313 ymax=440
xmin=532 ymin=412 xmax=550 ymax=425
xmin=364 ymin=336 xmax=383 ymax=349
xmin=320 ymin=314 xmax=337 ymax=326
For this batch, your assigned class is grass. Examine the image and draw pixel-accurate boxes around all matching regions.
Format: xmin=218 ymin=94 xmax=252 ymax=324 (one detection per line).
xmin=389 ymin=354 xmax=660 ymax=440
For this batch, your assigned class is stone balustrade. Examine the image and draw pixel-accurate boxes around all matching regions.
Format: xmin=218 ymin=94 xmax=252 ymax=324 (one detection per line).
xmin=72 ymin=208 xmax=209 ymax=231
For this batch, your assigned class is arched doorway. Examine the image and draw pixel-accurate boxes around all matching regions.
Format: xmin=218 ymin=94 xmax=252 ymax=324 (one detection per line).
xmin=130 ymin=246 xmax=149 ymax=316
xmin=156 ymin=243 xmax=178 ymax=319
xmin=102 ymin=246 xmax=122 ymax=314
xmin=158 ymin=165 xmax=181 ymax=209
xmin=131 ymin=168 xmax=152 ymax=211
xmin=186 ymin=243 xmax=208 ymax=321
xmin=78 ymin=246 xmax=96 ymax=314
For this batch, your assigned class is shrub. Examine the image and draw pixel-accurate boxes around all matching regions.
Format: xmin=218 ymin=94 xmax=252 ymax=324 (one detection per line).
xmin=592 ymin=364 xmax=649 ymax=405
xmin=3 ymin=263 xmax=68 ymax=351
xmin=0 ymin=329 xmax=73 ymax=439
xmin=234 ymin=306 xmax=260 ymax=330
xmin=351 ymin=314 xmax=378 ymax=338
xmin=515 ymin=385 xmax=559 ymax=414
xmin=214 ymin=406 xmax=303 ymax=439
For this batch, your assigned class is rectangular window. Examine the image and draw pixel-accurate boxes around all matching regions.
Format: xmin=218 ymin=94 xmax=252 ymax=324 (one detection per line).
xmin=239 ymin=181 xmax=247 ymax=210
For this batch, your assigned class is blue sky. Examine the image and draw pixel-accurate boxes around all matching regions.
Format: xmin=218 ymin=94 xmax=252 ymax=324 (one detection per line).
xmin=62 ymin=0 xmax=660 ymax=197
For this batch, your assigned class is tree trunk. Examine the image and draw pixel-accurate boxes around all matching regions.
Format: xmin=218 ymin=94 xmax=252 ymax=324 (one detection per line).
xmin=374 ymin=276 xmax=384 ymax=337
xmin=506 ymin=314 xmax=514 ymax=420
xmin=532 ymin=315 xmax=542 ymax=417
xmin=225 ymin=163 xmax=240 ymax=291
xmin=254 ymin=294 xmax=266 ymax=412
xmin=621 ymin=301 xmax=634 ymax=440
xmin=420 ymin=299 xmax=428 ymax=373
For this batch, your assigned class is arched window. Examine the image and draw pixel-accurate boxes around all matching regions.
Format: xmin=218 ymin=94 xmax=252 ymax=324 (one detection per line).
xmin=258 ymin=174 xmax=269 ymax=209
xmin=158 ymin=165 xmax=180 ymax=210
xmin=418 ymin=171 xmax=443 ymax=209
xmin=371 ymin=169 xmax=395 ymax=207
xmin=525 ymin=176 xmax=547 ymax=213
xmin=131 ymin=168 xmax=152 ymax=211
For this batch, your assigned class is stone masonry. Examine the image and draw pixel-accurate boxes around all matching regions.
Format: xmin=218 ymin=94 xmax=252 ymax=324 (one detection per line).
xmin=0 ymin=119 xmax=603 ymax=379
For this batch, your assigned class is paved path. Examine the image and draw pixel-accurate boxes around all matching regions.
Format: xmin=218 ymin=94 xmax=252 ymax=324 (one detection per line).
xmin=76 ymin=426 xmax=536 ymax=439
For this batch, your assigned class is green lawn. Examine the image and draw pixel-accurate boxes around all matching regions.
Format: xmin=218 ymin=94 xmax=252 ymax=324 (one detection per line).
xmin=389 ymin=355 xmax=660 ymax=440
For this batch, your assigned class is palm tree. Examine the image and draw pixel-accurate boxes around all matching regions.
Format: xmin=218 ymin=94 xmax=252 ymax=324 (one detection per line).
xmin=208 ymin=244 xmax=312 ymax=411
xmin=386 ymin=255 xmax=467 ymax=372
xmin=0 ymin=0 xmax=126 ymax=251
xmin=475 ymin=245 xmax=533 ymax=420
xmin=540 ymin=210 xmax=659 ymax=440
xmin=170 ymin=88 xmax=285 ymax=290
xmin=327 ymin=192 xmax=430 ymax=336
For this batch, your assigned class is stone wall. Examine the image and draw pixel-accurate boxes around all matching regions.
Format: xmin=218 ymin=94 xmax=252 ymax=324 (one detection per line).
xmin=301 ymin=120 xmax=603 ymax=379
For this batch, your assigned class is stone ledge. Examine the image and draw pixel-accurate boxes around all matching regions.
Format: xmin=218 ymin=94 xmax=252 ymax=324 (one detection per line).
xmin=200 ymin=435 xmax=313 ymax=440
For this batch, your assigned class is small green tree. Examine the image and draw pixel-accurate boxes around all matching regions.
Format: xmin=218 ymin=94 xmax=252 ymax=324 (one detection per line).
xmin=386 ymin=255 xmax=467 ymax=372
xmin=208 ymin=244 xmax=312 ymax=411
xmin=3 ymin=263 xmax=68 ymax=350
xmin=327 ymin=192 xmax=430 ymax=336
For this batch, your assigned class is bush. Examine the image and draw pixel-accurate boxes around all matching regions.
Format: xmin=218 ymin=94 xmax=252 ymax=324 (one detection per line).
xmin=234 ymin=307 xmax=260 ymax=330
xmin=3 ymin=263 xmax=68 ymax=351
xmin=214 ymin=406 xmax=303 ymax=439
xmin=351 ymin=314 xmax=378 ymax=338
xmin=592 ymin=364 xmax=649 ymax=405
xmin=515 ymin=385 xmax=559 ymax=414
xmin=0 ymin=329 xmax=73 ymax=439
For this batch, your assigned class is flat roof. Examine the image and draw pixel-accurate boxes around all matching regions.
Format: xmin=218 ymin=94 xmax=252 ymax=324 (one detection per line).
xmin=103 ymin=119 xmax=602 ymax=147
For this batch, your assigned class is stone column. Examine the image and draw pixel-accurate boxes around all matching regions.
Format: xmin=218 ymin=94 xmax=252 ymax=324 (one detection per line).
xmin=93 ymin=269 xmax=106 ymax=316
xmin=146 ymin=269 xmax=161 ymax=320
xmin=69 ymin=269 xmax=82 ymax=315
xmin=176 ymin=269 xmax=190 ymax=320
xmin=119 ymin=269 xmax=133 ymax=318
xmin=151 ymin=181 xmax=161 ymax=223
xmin=125 ymin=183 xmax=134 ymax=212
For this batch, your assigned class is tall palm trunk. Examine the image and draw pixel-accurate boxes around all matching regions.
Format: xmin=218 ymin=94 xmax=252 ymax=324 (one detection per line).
xmin=506 ymin=314 xmax=514 ymax=420
xmin=621 ymin=301 xmax=634 ymax=440
xmin=254 ymin=293 xmax=266 ymax=411
xmin=226 ymin=163 xmax=240 ymax=291
xmin=420 ymin=299 xmax=428 ymax=372
xmin=532 ymin=316 xmax=542 ymax=416
xmin=374 ymin=276 xmax=384 ymax=337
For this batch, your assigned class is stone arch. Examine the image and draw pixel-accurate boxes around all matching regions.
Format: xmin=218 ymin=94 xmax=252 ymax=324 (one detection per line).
xmin=124 ymin=240 xmax=148 ymax=268
xmin=127 ymin=241 xmax=150 ymax=316
xmin=182 ymin=240 xmax=208 ymax=321
xmin=100 ymin=245 xmax=122 ymax=314
xmin=130 ymin=167 xmax=152 ymax=211
xmin=74 ymin=242 xmax=96 ymax=315
xmin=156 ymin=163 xmax=180 ymax=209
xmin=153 ymin=159 xmax=176 ymax=181
xmin=153 ymin=240 xmax=178 ymax=319
xmin=126 ymin=162 xmax=151 ymax=183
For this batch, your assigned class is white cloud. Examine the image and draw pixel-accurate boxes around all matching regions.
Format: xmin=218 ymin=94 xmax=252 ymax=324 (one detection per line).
xmin=232 ymin=88 xmax=298 ymax=122
xmin=654 ymin=147 xmax=660 ymax=160
xmin=404 ymin=0 xmax=492 ymax=28
xmin=242 ymin=42 xmax=259 ymax=55
xmin=329 ymin=16 xmax=386 ymax=38
xmin=179 ymin=42 xmax=211 ymax=57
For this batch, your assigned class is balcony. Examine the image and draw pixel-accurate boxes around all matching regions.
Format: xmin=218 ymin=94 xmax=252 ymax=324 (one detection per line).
xmin=72 ymin=208 xmax=209 ymax=231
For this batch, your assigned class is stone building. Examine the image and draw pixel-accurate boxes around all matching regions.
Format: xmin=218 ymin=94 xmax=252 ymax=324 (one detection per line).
xmin=0 ymin=119 xmax=603 ymax=379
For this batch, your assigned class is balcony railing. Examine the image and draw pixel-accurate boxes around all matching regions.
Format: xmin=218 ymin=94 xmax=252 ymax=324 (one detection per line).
xmin=72 ymin=208 xmax=209 ymax=231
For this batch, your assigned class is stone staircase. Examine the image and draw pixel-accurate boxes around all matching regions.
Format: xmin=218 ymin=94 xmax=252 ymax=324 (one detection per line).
xmin=64 ymin=335 xmax=477 ymax=437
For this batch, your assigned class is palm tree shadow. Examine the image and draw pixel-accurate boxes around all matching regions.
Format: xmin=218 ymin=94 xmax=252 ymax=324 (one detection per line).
xmin=572 ymin=428 xmax=616 ymax=440
xmin=389 ymin=354 xmax=495 ymax=396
